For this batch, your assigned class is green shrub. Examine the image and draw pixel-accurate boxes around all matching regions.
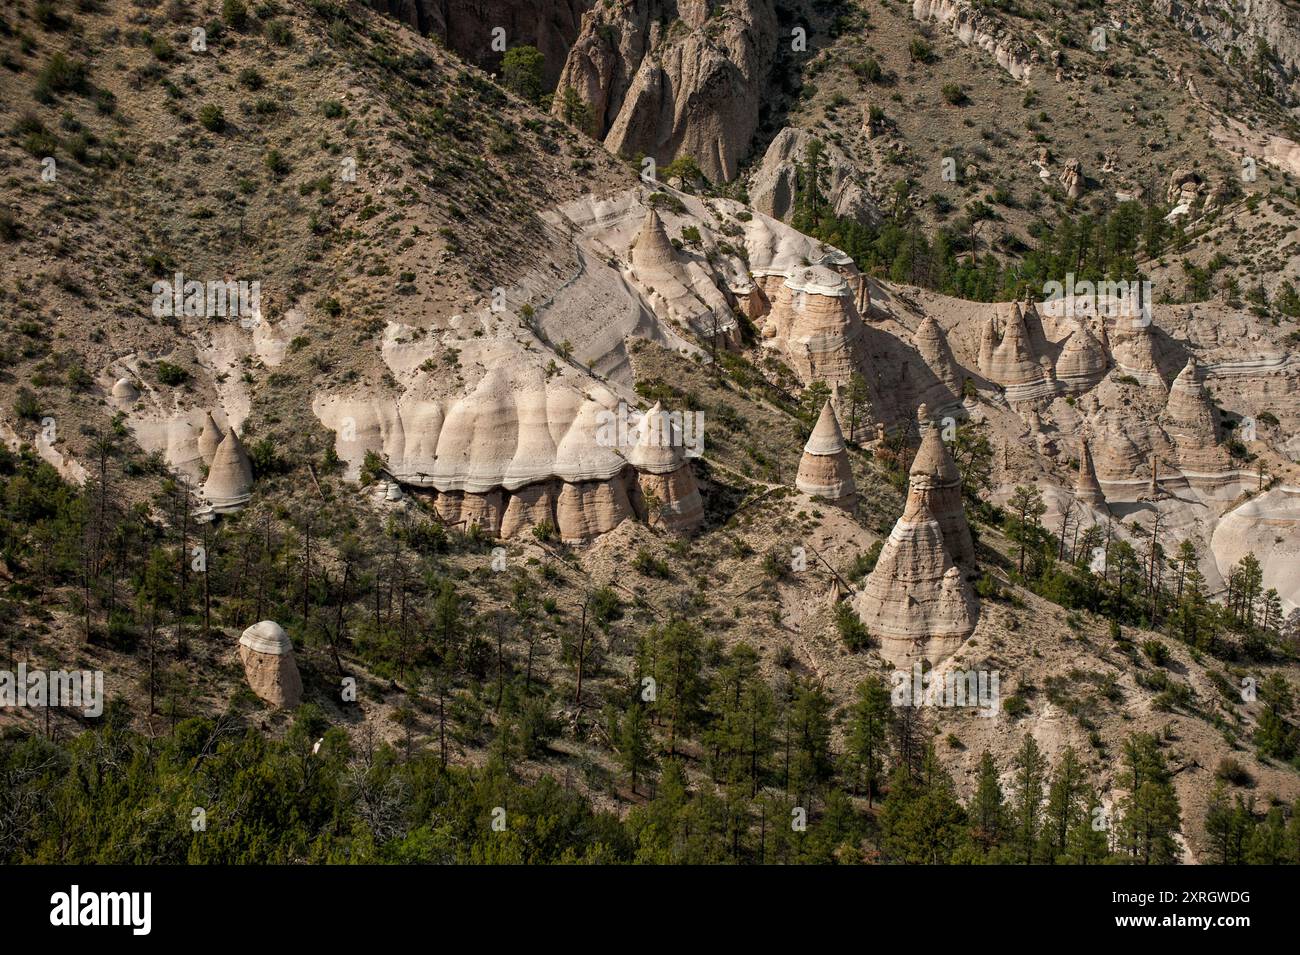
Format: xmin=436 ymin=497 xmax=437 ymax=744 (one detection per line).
xmin=155 ymin=361 xmax=189 ymax=386
xmin=222 ymin=0 xmax=248 ymax=29
xmin=1003 ymin=695 xmax=1030 ymax=718
xmin=264 ymin=149 xmax=289 ymax=175
xmin=1215 ymin=757 xmax=1253 ymax=786
xmin=35 ymin=53 xmax=88 ymax=102
xmin=198 ymin=104 xmax=226 ymax=132
xmin=501 ymin=45 xmax=545 ymax=103
xmin=264 ymin=18 xmax=293 ymax=46
xmin=1141 ymin=639 xmax=1170 ymax=666
xmin=834 ymin=601 xmax=871 ymax=651
xmin=14 ymin=387 xmax=42 ymax=420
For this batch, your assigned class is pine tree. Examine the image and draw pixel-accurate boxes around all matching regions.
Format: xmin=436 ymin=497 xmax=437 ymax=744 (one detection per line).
xmin=616 ymin=701 xmax=655 ymax=795
xmin=1041 ymin=746 xmax=1085 ymax=863
xmin=1245 ymin=805 xmax=1286 ymax=864
xmin=1010 ymin=734 xmax=1047 ymax=863
xmin=1204 ymin=781 xmax=1236 ymax=864
xmin=1115 ymin=733 xmax=1182 ymax=864
xmin=847 ymin=676 xmax=891 ymax=806
xmin=1062 ymin=787 xmax=1111 ymax=863
xmin=968 ymin=750 xmax=1006 ymax=855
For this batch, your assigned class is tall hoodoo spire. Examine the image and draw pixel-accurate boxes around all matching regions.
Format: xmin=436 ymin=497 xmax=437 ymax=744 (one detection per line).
xmin=795 ymin=400 xmax=856 ymax=506
xmin=909 ymin=404 xmax=975 ymax=570
xmin=1074 ymin=437 xmax=1107 ymax=509
xmin=1162 ymin=355 xmax=1230 ymax=478
xmin=913 ymin=315 xmax=964 ymax=409
xmin=850 ymin=402 xmax=979 ymax=668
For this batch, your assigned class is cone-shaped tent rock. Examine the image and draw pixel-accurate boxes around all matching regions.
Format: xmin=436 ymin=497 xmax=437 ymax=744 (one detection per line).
xmin=628 ymin=208 xmax=737 ymax=346
xmin=202 ymin=429 xmax=253 ymax=513
xmin=238 ymin=620 xmax=302 ymax=708
xmin=851 ymin=403 xmax=978 ymax=667
xmin=977 ymin=302 xmax=1055 ymax=401
xmin=628 ymin=403 xmax=704 ymax=533
xmin=197 ymin=412 xmax=223 ymax=467
xmin=913 ymin=315 xmax=965 ymax=409
xmin=1162 ymin=357 xmax=1231 ymax=478
xmin=852 ymin=494 xmax=977 ymax=669
xmin=908 ymin=404 xmax=975 ymax=570
xmin=795 ymin=401 xmax=856 ymax=507
xmin=1074 ymin=438 xmax=1108 ymax=509
xmin=1055 ymin=323 xmax=1109 ymax=393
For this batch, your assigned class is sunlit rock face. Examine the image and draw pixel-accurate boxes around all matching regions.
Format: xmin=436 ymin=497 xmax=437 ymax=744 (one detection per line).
xmin=315 ymin=364 xmax=709 ymax=542
xmin=760 ymin=266 xmax=864 ymax=383
xmin=1074 ymin=437 xmax=1108 ymax=511
xmin=912 ymin=315 xmax=965 ymax=411
xmin=977 ymin=301 xmax=1056 ymax=402
xmin=1055 ymin=322 xmax=1109 ymax=393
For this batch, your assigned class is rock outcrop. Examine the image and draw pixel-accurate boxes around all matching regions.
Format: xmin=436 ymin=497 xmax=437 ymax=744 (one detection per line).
xmin=368 ymin=0 xmax=586 ymax=88
xmin=628 ymin=208 xmax=737 ymax=344
xmin=1055 ymin=322 xmax=1109 ymax=393
xmin=853 ymin=501 xmax=977 ymax=669
xmin=761 ymin=265 xmax=865 ymax=383
xmin=556 ymin=476 xmax=635 ymax=542
xmin=908 ymin=404 xmax=976 ymax=570
xmin=978 ymin=302 xmax=1055 ymax=401
xmin=111 ymin=377 xmax=139 ymax=403
xmin=853 ymin=406 xmax=978 ymax=667
xmin=912 ymin=0 xmax=1034 ymax=80
xmin=197 ymin=412 xmax=223 ymax=467
xmin=202 ymin=429 xmax=253 ymax=514
xmin=795 ymin=401 xmax=856 ymax=507
xmin=1060 ymin=158 xmax=1083 ymax=200
xmin=553 ymin=0 xmax=778 ymax=183
xmin=1110 ymin=316 xmax=1165 ymax=390
xmin=238 ymin=620 xmax=302 ymax=708
xmin=748 ymin=128 xmax=877 ymax=225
